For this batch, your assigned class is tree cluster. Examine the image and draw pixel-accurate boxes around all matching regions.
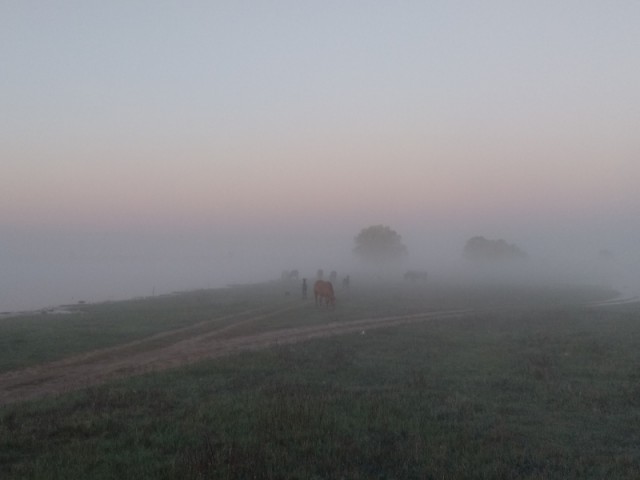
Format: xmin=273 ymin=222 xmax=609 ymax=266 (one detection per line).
xmin=353 ymin=225 xmax=408 ymax=265
xmin=463 ymin=236 xmax=527 ymax=262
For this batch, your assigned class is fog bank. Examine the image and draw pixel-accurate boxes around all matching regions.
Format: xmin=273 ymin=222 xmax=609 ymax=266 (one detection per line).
xmin=2 ymin=216 xmax=638 ymax=313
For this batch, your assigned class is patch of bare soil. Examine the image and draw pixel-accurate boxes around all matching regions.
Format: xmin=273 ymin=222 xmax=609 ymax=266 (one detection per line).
xmin=0 ymin=306 xmax=470 ymax=406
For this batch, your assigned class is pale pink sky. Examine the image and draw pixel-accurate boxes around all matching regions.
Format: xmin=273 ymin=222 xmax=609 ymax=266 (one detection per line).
xmin=1 ymin=2 xmax=639 ymax=308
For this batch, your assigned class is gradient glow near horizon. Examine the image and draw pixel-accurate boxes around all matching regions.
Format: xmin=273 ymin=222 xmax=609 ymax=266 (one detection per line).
xmin=2 ymin=2 xmax=639 ymax=253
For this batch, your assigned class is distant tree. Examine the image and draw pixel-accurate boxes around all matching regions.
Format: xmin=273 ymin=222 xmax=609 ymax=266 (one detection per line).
xmin=463 ymin=236 xmax=527 ymax=262
xmin=353 ymin=225 xmax=408 ymax=265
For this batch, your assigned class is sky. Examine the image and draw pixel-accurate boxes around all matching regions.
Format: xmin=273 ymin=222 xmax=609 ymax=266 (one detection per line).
xmin=1 ymin=2 xmax=639 ymax=308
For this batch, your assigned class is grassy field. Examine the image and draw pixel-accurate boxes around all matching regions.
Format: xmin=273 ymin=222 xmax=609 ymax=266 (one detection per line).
xmin=1 ymin=279 xmax=639 ymax=478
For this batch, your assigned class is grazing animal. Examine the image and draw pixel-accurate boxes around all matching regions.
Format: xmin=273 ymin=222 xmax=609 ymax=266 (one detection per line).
xmin=314 ymin=280 xmax=336 ymax=308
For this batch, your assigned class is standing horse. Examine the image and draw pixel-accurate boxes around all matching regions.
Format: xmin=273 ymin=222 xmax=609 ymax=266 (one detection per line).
xmin=314 ymin=280 xmax=335 ymax=308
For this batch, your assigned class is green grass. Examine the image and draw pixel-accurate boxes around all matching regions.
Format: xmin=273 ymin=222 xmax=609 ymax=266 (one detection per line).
xmin=0 ymin=284 xmax=295 ymax=372
xmin=0 ymin=279 xmax=616 ymax=372
xmin=1 ymin=280 xmax=638 ymax=479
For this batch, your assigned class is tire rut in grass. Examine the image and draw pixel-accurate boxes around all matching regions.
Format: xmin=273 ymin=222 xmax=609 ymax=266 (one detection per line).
xmin=0 ymin=307 xmax=469 ymax=405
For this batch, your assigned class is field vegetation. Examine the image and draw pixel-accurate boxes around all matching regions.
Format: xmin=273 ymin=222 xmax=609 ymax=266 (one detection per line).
xmin=1 ymin=279 xmax=639 ymax=478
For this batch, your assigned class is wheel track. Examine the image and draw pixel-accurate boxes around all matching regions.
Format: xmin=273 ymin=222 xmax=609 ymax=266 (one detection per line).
xmin=0 ymin=307 xmax=470 ymax=406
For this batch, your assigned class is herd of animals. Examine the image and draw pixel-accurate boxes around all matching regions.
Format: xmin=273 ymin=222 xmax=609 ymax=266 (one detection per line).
xmin=280 ymin=268 xmax=427 ymax=309
xmin=280 ymin=269 xmax=345 ymax=308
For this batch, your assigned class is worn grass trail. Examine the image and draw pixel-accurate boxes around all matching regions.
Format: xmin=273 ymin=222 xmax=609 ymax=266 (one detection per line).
xmin=0 ymin=281 xmax=621 ymax=406
xmin=0 ymin=303 xmax=298 ymax=404
xmin=1 ymin=283 xmax=637 ymax=479
xmin=0 ymin=302 xmax=470 ymax=405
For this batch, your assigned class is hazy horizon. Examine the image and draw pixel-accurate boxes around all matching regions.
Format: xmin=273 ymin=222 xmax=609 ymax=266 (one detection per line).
xmin=2 ymin=2 xmax=639 ymax=311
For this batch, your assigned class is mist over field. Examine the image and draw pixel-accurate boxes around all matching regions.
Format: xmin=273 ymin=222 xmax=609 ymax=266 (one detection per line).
xmin=2 ymin=3 xmax=639 ymax=311
xmin=1 ymin=215 xmax=637 ymax=312
xmin=4 ymin=8 xmax=640 ymax=479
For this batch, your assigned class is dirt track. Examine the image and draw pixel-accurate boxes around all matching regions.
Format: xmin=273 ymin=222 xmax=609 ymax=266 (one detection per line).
xmin=0 ymin=305 xmax=471 ymax=406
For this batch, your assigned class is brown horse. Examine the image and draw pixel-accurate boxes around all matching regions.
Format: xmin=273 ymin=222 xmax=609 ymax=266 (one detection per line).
xmin=314 ymin=280 xmax=335 ymax=308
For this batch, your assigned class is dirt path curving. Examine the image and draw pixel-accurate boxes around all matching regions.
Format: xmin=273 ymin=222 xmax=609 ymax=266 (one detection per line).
xmin=0 ymin=307 xmax=471 ymax=406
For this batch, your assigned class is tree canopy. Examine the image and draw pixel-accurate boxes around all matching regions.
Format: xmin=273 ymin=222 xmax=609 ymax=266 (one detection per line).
xmin=463 ymin=236 xmax=527 ymax=262
xmin=353 ymin=225 xmax=408 ymax=265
